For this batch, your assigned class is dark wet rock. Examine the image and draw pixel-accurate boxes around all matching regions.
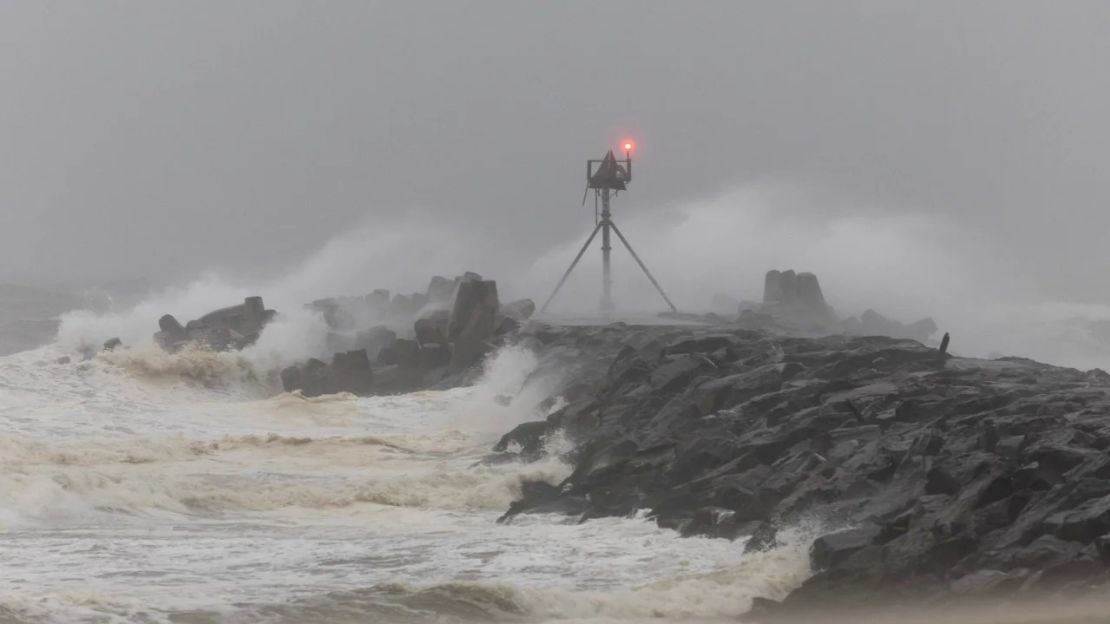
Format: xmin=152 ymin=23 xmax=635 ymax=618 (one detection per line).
xmin=494 ymin=421 xmax=548 ymax=457
xmin=417 ymin=343 xmax=451 ymax=370
xmin=498 ymin=481 xmax=586 ymax=522
xmin=281 ymin=350 xmax=373 ymax=397
xmin=155 ymin=297 xmax=275 ymax=351
xmin=414 ymin=309 xmax=450 ymax=346
xmin=495 ymin=299 xmax=536 ymax=336
xmin=154 ymin=314 xmax=188 ymax=350
xmin=795 ymin=272 xmax=826 ymax=310
xmin=102 ymin=337 xmax=122 ymax=351
xmin=948 ymin=568 xmax=1029 ymax=595
xmin=494 ymin=315 xmax=522 ymax=336
xmin=448 ymin=279 xmax=499 ymax=371
xmin=744 ymin=521 xmax=780 ymax=553
xmin=490 ymin=323 xmax=1110 ymax=612
xmin=763 ymin=270 xmax=785 ymax=305
xmin=326 ymin=349 xmax=374 ymax=395
xmin=812 ymin=525 xmax=882 ymax=571
xmin=760 ymin=269 xmax=834 ymax=325
xmin=281 ymin=358 xmax=327 ymax=397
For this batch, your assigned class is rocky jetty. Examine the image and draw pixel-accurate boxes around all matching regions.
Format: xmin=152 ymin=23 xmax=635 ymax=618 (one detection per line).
xmin=495 ymin=323 xmax=1110 ymax=612
xmin=154 ymin=296 xmax=275 ymax=351
xmin=144 ymin=270 xmax=536 ymax=397
xmin=133 ymin=264 xmax=1110 ymax=611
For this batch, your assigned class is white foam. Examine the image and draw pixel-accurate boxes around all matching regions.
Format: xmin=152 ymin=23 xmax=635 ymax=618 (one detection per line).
xmin=0 ymin=342 xmax=812 ymax=623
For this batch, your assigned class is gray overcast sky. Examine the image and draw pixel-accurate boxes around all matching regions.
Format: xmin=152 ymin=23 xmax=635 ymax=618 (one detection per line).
xmin=3 ymin=1 xmax=1110 ymax=306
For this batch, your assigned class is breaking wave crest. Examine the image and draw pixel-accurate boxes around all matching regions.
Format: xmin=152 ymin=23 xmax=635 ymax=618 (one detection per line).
xmin=0 ymin=418 xmax=572 ymax=529
xmin=98 ymin=344 xmax=269 ymax=390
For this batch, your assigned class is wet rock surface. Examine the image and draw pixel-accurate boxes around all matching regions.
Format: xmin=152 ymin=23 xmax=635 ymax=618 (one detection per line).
xmin=154 ymin=296 xmax=275 ymax=351
xmin=495 ymin=324 xmax=1110 ymax=611
xmin=448 ymin=279 xmax=500 ymax=372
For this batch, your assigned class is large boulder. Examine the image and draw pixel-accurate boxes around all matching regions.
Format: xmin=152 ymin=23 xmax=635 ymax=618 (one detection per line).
xmin=776 ymin=269 xmax=798 ymax=305
xmin=154 ymin=314 xmax=188 ymax=350
xmin=194 ymin=296 xmax=275 ymax=338
xmin=326 ymin=349 xmax=374 ymax=395
xmin=414 ymin=309 xmax=451 ymax=346
xmin=811 ymin=525 xmax=882 ymax=571
xmin=281 ymin=358 xmax=328 ymax=396
xmin=495 ymin=298 xmax=536 ymax=336
xmin=155 ymin=297 xmax=275 ymax=351
xmin=762 ymin=270 xmax=785 ymax=305
xmin=795 ymin=272 xmax=826 ymax=310
xmin=760 ymin=269 xmax=834 ymax=325
xmin=448 ymin=280 xmax=500 ymax=371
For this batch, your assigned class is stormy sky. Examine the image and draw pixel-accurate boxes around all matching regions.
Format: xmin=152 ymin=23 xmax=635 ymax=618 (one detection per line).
xmin=3 ymin=1 xmax=1110 ymax=316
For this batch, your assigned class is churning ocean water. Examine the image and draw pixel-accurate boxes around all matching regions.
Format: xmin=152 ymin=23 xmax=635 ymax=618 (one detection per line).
xmin=0 ymin=339 xmax=811 ymax=624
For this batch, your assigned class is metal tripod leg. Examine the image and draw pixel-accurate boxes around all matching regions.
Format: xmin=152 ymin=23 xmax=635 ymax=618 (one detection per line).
xmin=540 ymin=221 xmax=604 ymax=313
xmin=609 ymin=220 xmax=678 ymax=313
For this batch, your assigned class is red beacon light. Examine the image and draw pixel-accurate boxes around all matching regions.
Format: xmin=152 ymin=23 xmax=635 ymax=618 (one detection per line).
xmin=623 ymin=141 xmax=634 ymax=152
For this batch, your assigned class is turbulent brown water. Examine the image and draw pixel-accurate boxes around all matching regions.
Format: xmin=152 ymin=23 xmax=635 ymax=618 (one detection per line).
xmin=0 ymin=342 xmax=815 ymax=623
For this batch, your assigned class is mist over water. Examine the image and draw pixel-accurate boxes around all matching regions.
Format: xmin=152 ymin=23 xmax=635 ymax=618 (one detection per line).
xmin=530 ymin=183 xmax=1110 ymax=371
xmin=10 ymin=194 xmax=1063 ymax=368
xmin=49 ymin=178 xmax=1109 ymax=373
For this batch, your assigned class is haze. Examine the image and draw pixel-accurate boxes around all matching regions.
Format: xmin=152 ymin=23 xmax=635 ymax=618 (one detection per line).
xmin=4 ymin=1 xmax=1110 ymax=365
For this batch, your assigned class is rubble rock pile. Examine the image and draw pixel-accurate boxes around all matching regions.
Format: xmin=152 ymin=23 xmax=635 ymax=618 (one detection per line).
xmin=494 ymin=323 xmax=1110 ymax=612
xmin=280 ymin=273 xmax=535 ymax=396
